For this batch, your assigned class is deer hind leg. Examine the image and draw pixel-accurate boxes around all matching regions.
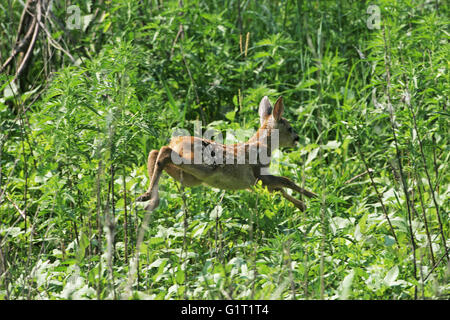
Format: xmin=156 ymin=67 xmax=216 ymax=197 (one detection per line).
xmin=136 ymin=149 xmax=159 ymax=202
xmin=164 ymin=163 xmax=202 ymax=187
xmin=139 ymin=146 xmax=175 ymax=210
xmin=137 ymin=147 xmax=203 ymax=210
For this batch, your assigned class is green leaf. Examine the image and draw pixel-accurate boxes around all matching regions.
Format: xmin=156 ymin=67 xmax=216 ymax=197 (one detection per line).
xmin=103 ymin=20 xmax=112 ymax=33
xmin=383 ymin=266 xmax=399 ymax=286
xmin=162 ymin=80 xmax=179 ymax=114
xmin=209 ymin=205 xmax=223 ymax=219
xmin=149 ymin=237 xmax=165 ymax=246
xmin=322 ymin=140 xmax=341 ymax=150
xmin=75 ymin=233 xmax=89 ymax=262
xmin=175 ymin=267 xmax=185 ymax=284
xmin=225 ymin=111 xmax=235 ymax=122
xmin=339 ymin=270 xmax=355 ymax=300
xmin=384 ymin=235 xmax=396 ymax=246
xmin=305 ymin=147 xmax=319 ymax=166
xmin=358 ymin=212 xmax=369 ymax=234
xmin=192 ymin=223 xmax=207 ymax=238
xmin=3 ymin=81 xmax=18 ymax=100
xmin=296 ymin=79 xmax=317 ymax=90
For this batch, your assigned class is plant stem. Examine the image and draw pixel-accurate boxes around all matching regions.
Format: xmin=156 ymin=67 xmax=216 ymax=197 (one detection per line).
xmin=383 ymin=26 xmax=417 ymax=297
xmin=123 ymin=167 xmax=128 ymax=264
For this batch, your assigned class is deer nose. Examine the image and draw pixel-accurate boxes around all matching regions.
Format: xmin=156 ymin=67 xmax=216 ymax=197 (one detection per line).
xmin=294 ymin=135 xmax=299 ymax=142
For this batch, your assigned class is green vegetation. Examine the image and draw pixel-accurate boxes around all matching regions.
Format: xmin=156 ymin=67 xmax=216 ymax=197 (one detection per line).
xmin=0 ymin=0 xmax=448 ymax=299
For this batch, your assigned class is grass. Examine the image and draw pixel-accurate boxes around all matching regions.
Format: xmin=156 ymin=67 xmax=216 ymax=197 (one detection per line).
xmin=0 ymin=0 xmax=448 ymax=299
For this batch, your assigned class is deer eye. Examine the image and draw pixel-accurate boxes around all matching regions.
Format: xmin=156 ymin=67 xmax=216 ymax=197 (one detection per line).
xmin=288 ymin=127 xmax=293 ymax=132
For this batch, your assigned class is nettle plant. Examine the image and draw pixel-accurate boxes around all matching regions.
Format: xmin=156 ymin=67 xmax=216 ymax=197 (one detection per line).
xmin=0 ymin=0 xmax=448 ymax=300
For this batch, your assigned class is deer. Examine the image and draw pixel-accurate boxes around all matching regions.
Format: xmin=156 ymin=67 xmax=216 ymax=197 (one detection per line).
xmin=136 ymin=96 xmax=317 ymax=211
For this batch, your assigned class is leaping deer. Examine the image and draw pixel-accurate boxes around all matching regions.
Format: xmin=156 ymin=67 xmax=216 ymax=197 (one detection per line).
xmin=137 ymin=96 xmax=317 ymax=211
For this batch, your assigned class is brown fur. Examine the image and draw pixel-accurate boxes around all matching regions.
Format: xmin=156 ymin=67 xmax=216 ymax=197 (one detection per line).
xmin=137 ymin=96 xmax=317 ymax=211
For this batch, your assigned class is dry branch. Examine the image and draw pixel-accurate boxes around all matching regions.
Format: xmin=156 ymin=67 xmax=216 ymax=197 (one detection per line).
xmin=5 ymin=193 xmax=26 ymax=220
xmin=14 ymin=0 xmax=42 ymax=81
xmin=1 ymin=0 xmax=36 ymax=73
xmin=344 ymin=168 xmax=374 ymax=185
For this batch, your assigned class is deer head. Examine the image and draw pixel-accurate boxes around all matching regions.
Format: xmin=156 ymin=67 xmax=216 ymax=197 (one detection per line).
xmin=258 ymin=96 xmax=299 ymax=148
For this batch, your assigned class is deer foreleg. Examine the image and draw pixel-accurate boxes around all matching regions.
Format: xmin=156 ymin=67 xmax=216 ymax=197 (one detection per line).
xmin=257 ymin=174 xmax=317 ymax=211
xmin=259 ymin=175 xmax=317 ymax=198
xmin=279 ymin=189 xmax=307 ymax=211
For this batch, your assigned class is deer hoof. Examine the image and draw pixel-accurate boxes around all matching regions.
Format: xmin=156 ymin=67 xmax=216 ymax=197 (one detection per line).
xmin=136 ymin=193 xmax=151 ymax=202
xmin=294 ymin=201 xmax=306 ymax=212
xmin=144 ymin=198 xmax=160 ymax=211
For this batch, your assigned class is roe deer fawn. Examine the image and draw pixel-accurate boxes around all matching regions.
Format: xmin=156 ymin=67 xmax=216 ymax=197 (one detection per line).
xmin=137 ymin=96 xmax=317 ymax=211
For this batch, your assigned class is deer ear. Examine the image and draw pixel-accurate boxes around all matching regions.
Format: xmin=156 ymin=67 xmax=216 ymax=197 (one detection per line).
xmin=258 ymin=96 xmax=272 ymax=125
xmin=272 ymin=96 xmax=284 ymax=121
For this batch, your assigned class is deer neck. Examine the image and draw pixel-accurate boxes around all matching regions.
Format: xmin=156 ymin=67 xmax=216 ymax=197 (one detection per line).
xmin=246 ymin=122 xmax=278 ymax=156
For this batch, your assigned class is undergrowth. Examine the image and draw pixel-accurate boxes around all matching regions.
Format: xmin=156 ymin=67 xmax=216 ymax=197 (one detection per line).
xmin=0 ymin=0 xmax=448 ymax=299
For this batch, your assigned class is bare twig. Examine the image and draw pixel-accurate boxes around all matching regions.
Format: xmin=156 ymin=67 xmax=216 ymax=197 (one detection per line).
xmin=175 ymin=171 xmax=190 ymax=299
xmin=344 ymin=168 xmax=374 ymax=185
xmin=170 ymin=24 xmax=184 ymax=60
xmin=355 ymin=139 xmax=399 ymax=246
xmin=0 ymin=159 xmax=20 ymax=204
xmin=398 ymin=43 xmax=447 ymax=260
xmin=0 ymin=0 xmax=35 ymax=73
xmin=38 ymin=20 xmax=75 ymax=63
xmin=402 ymin=88 xmax=447 ymax=259
xmin=123 ymin=167 xmax=128 ymax=264
xmin=415 ymin=174 xmax=436 ymax=265
xmin=1 ymin=39 xmax=31 ymax=73
xmin=284 ymin=239 xmax=296 ymax=300
xmin=319 ymin=189 xmax=326 ymax=299
xmin=5 ymin=193 xmax=26 ymax=220
xmin=424 ymin=247 xmax=450 ymax=281
xmin=14 ymin=0 xmax=42 ymax=82
xmin=250 ymin=191 xmax=258 ymax=299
